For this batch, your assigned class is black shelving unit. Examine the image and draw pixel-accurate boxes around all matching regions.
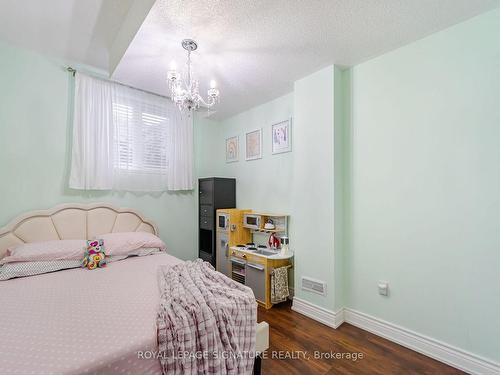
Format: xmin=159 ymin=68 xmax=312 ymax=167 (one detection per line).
xmin=198 ymin=177 xmax=236 ymax=266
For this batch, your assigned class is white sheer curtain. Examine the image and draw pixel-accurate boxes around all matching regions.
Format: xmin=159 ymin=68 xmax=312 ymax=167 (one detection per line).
xmin=69 ymin=73 xmax=193 ymax=191
xmin=69 ymin=73 xmax=114 ymax=190
xmin=167 ymin=107 xmax=193 ymax=190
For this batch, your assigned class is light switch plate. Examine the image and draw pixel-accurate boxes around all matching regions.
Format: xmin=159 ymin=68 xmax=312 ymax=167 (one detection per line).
xmin=378 ymin=281 xmax=389 ymax=296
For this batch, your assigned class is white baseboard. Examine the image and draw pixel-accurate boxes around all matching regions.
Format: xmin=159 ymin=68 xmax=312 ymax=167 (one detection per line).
xmin=343 ymin=308 xmax=500 ymax=375
xmin=291 ymin=299 xmax=500 ymax=375
xmin=291 ymin=297 xmax=344 ymax=329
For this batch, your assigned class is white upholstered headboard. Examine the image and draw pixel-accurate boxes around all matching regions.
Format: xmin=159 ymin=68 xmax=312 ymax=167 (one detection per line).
xmin=0 ymin=203 xmax=158 ymax=259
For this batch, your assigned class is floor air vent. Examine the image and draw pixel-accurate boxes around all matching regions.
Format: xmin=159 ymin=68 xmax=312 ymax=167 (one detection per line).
xmin=301 ymin=277 xmax=327 ymax=296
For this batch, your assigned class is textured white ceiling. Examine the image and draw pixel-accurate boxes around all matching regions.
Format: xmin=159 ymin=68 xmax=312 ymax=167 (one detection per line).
xmin=0 ymin=0 xmax=134 ymax=70
xmin=1 ymin=0 xmax=499 ymax=119
xmin=112 ymin=0 xmax=500 ymax=119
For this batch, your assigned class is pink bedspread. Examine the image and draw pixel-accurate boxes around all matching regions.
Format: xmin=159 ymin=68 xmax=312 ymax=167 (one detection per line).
xmin=0 ymin=253 xmax=182 ymax=375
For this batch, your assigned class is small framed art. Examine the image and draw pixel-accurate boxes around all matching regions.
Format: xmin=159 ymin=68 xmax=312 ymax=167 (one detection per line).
xmin=245 ymin=128 xmax=262 ymax=161
xmin=271 ymin=118 xmax=292 ymax=154
xmin=225 ymin=136 xmax=239 ymax=163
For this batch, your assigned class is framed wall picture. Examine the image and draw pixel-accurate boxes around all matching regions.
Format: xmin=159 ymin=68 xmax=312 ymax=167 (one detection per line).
xmin=245 ymin=128 xmax=262 ymax=160
xmin=272 ymin=117 xmax=292 ymax=154
xmin=225 ymin=136 xmax=239 ymax=163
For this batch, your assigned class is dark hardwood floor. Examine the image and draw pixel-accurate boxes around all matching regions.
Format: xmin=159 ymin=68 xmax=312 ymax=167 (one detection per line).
xmin=257 ymin=301 xmax=465 ymax=375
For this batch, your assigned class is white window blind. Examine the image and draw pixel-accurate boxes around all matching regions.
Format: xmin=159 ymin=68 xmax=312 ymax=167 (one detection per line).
xmin=69 ymin=73 xmax=193 ymax=191
xmin=113 ymin=102 xmax=169 ymax=173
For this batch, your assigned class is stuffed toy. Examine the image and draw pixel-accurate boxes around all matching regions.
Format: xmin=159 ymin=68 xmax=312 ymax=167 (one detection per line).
xmin=82 ymin=240 xmax=107 ymax=270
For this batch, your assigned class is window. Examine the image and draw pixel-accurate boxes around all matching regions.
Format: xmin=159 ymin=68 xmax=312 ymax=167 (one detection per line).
xmin=113 ymin=101 xmax=169 ymax=174
xmin=70 ymin=73 xmax=193 ymax=192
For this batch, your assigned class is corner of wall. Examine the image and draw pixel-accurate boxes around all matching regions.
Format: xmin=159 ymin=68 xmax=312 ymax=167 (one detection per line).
xmin=333 ymin=66 xmax=347 ymax=311
xmin=291 ymin=64 xmax=336 ymax=311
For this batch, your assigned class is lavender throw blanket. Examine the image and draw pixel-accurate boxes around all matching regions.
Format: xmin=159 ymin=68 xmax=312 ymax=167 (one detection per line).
xmin=157 ymin=260 xmax=257 ymax=375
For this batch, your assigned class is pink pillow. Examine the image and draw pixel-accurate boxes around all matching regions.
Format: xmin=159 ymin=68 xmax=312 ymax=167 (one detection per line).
xmin=1 ymin=239 xmax=87 ymax=265
xmin=98 ymin=232 xmax=166 ymax=257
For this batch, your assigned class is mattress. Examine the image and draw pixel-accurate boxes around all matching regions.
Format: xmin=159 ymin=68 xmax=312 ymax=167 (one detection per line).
xmin=0 ymin=253 xmax=183 ymax=375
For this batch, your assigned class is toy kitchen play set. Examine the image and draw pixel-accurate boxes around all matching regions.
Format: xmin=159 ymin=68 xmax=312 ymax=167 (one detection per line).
xmin=216 ymin=209 xmax=293 ymax=309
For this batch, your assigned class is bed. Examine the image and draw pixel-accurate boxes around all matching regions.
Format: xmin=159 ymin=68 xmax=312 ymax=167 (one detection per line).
xmin=0 ymin=203 xmax=269 ymax=375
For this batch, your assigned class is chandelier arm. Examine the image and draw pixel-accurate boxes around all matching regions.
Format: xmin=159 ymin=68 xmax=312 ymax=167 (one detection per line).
xmin=197 ymin=96 xmax=215 ymax=108
xmin=187 ymin=50 xmax=191 ymax=89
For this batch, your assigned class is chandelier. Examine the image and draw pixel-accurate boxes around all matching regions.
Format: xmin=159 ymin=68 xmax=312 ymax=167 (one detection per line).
xmin=167 ymin=39 xmax=220 ymax=114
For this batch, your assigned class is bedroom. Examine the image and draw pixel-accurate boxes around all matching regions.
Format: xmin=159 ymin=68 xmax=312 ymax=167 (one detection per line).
xmin=0 ymin=1 xmax=499 ymax=374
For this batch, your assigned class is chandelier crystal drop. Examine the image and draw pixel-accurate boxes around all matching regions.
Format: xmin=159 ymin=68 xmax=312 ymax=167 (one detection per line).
xmin=167 ymin=39 xmax=220 ymax=115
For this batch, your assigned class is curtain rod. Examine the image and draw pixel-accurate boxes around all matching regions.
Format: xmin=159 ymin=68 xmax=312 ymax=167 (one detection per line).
xmin=65 ymin=66 xmax=171 ymax=100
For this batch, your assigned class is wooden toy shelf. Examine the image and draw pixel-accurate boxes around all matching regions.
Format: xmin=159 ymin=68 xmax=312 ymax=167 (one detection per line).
xmin=251 ymin=228 xmax=286 ymax=234
xmin=244 ymin=212 xmax=289 ymax=236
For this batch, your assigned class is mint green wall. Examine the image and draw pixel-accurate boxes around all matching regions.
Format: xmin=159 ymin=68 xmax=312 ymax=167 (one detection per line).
xmin=333 ymin=66 xmax=347 ymax=311
xmin=196 ymin=66 xmax=339 ymax=310
xmin=0 ymin=42 xmax=197 ymax=261
xmin=346 ymin=8 xmax=500 ymax=362
xmin=198 ymin=92 xmax=294 ymax=211
xmin=292 ymin=66 xmax=336 ymax=310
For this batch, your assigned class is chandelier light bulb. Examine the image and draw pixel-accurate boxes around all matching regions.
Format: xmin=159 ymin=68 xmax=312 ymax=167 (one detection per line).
xmin=210 ymin=80 xmax=217 ymax=89
xmin=169 ymin=61 xmax=177 ymax=71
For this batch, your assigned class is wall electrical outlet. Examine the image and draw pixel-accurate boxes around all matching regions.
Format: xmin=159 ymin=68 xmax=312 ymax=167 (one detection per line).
xmin=378 ymin=281 xmax=389 ymax=296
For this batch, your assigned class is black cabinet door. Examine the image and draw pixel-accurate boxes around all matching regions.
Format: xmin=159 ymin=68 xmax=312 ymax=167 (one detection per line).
xmin=213 ymin=179 xmax=236 ymax=208
xmin=198 ymin=178 xmax=235 ymax=267
xmin=199 ymin=179 xmax=214 ymax=205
